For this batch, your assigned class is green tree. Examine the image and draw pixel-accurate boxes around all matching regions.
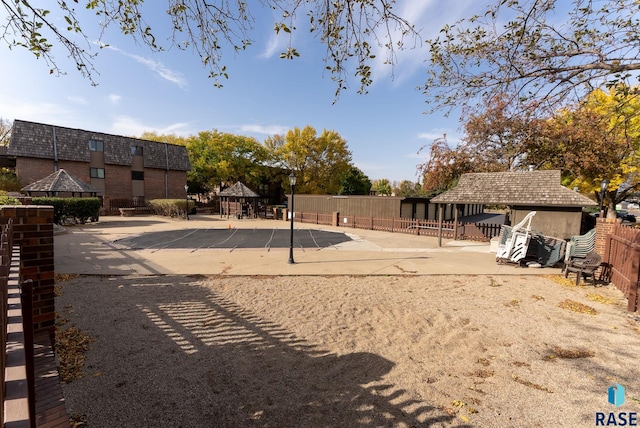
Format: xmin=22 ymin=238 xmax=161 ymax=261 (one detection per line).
xmin=393 ymin=180 xmax=427 ymax=197
xmin=2 ymin=1 xmax=417 ymax=96
xmin=186 ymin=130 xmax=268 ymax=193
xmin=371 ymin=178 xmax=392 ymax=196
xmin=338 ymin=166 xmax=371 ymax=195
xmin=265 ymin=126 xmax=352 ymax=194
xmin=424 ymin=0 xmax=640 ymax=116
xmin=139 ymin=131 xmax=188 ymax=147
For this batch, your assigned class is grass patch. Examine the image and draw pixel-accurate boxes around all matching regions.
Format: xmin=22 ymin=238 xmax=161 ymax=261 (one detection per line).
xmin=557 ymin=299 xmax=598 ymax=315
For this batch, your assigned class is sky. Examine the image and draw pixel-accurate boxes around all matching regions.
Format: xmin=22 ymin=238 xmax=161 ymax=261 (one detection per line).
xmin=0 ymin=1 xmax=484 ymax=183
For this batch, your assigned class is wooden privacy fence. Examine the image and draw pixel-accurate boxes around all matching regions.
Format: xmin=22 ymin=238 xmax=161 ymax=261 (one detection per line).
xmin=604 ymin=224 xmax=640 ymax=312
xmin=296 ymin=212 xmax=502 ymax=242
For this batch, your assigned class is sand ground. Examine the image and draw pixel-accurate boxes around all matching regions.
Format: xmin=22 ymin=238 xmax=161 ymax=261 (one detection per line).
xmin=57 ymin=273 xmax=640 ymax=427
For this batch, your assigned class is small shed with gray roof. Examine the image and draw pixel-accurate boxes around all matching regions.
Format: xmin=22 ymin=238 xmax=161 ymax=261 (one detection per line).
xmin=430 ymin=170 xmax=597 ymax=239
xmin=21 ymin=168 xmax=100 ymax=197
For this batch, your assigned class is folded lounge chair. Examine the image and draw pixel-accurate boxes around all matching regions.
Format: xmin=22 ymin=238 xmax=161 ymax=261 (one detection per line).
xmin=496 ymin=211 xmax=536 ymax=264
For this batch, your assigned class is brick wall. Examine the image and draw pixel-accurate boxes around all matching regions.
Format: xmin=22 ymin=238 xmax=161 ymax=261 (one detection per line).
xmin=144 ymin=169 xmax=188 ymax=200
xmin=104 ymin=164 xmax=132 ymax=199
xmin=56 ymin=160 xmax=91 ymax=183
xmin=167 ymin=170 xmax=188 ymax=199
xmin=0 ymin=206 xmax=55 ymax=332
xmin=15 ymin=158 xmax=55 ymax=187
xmin=145 ymin=169 xmax=167 ymax=199
xmin=17 ymin=157 xmax=188 ymax=202
xmin=594 ymin=217 xmax=621 ymax=257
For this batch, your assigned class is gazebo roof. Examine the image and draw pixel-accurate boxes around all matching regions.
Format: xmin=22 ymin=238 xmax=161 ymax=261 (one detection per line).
xmin=430 ymin=170 xmax=596 ymax=207
xmin=21 ymin=169 xmax=100 ymax=194
xmin=218 ymin=182 xmax=260 ymax=198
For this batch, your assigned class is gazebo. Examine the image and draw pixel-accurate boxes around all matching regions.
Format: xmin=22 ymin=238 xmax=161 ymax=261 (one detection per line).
xmin=21 ymin=169 xmax=100 ymax=197
xmin=218 ymin=182 xmax=261 ymax=218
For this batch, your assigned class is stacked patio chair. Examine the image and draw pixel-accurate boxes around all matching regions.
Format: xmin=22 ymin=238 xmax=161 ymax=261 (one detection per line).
xmin=563 ymin=228 xmax=597 ymax=268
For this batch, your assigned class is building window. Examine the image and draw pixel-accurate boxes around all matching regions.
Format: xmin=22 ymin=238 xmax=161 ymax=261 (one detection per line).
xmin=90 ymin=167 xmax=105 ymax=179
xmin=131 ymin=171 xmax=144 ymax=181
xmin=131 ymin=146 xmax=143 ymax=156
xmin=89 ymin=140 xmax=104 ymax=152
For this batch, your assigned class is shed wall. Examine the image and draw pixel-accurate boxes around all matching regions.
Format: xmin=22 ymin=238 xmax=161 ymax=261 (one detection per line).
xmin=511 ymin=206 xmax=583 ymax=239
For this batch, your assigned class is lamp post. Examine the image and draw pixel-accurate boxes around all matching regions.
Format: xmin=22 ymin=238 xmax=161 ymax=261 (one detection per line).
xmin=288 ymin=172 xmax=297 ymax=264
xmin=184 ymin=183 xmax=189 ymax=220
xmin=599 ymin=179 xmax=610 ymax=218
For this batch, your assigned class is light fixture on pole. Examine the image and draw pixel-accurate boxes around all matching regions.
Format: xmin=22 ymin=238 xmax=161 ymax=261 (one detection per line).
xmin=599 ymin=179 xmax=609 ymax=218
xmin=184 ymin=183 xmax=189 ymax=221
xmin=288 ymin=172 xmax=297 ymax=264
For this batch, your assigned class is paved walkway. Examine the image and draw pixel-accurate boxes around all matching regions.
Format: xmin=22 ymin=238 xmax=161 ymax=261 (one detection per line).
xmin=54 ymin=214 xmax=562 ymax=276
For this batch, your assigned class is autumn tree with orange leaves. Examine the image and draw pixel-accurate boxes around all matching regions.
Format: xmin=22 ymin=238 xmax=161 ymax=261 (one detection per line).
xmin=420 ymin=87 xmax=640 ymax=218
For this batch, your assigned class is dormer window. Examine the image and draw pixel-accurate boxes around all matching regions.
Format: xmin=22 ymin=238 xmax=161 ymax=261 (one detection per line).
xmin=89 ymin=140 xmax=104 ymax=152
xmin=131 ymin=146 xmax=143 ymax=156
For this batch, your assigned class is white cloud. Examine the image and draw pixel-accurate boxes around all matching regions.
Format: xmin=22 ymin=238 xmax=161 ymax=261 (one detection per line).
xmin=103 ymin=45 xmax=188 ymax=89
xmin=108 ymin=94 xmax=122 ymax=104
xmin=417 ymin=131 xmax=445 ymax=141
xmin=417 ymin=128 xmax=462 ymax=145
xmin=109 ymin=116 xmax=193 ymax=137
xmin=0 ymin=100 xmax=76 ymax=125
xmin=239 ymin=124 xmax=289 ymax=136
xmin=259 ymin=32 xmax=285 ymax=60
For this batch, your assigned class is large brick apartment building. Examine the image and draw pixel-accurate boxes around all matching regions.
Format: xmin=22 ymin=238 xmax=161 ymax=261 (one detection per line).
xmin=7 ymin=119 xmax=191 ymax=206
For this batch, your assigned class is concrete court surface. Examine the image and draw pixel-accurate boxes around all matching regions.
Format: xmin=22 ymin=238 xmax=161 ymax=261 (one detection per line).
xmin=54 ymin=214 xmax=564 ymax=276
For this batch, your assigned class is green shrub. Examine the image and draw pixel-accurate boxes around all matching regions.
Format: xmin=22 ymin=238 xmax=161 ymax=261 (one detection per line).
xmin=31 ymin=197 xmax=101 ymax=224
xmin=148 ymin=199 xmax=193 ymax=217
xmin=0 ymin=191 xmax=21 ymax=205
xmin=0 ymin=169 xmax=22 ymax=192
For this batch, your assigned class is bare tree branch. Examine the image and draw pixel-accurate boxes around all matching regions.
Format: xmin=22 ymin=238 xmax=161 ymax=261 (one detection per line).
xmin=423 ymin=0 xmax=640 ymax=116
xmin=0 ymin=1 xmax=420 ymax=97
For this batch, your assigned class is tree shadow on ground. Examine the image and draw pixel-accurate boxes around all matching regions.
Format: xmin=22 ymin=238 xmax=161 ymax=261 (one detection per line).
xmin=58 ymin=275 xmax=464 ymax=427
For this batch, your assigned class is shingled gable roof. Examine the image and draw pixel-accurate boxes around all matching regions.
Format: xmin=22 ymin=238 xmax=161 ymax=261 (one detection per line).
xmin=21 ymin=169 xmax=100 ymax=194
xmin=430 ymin=170 xmax=596 ymax=207
xmin=218 ymin=182 xmax=260 ymax=198
xmin=8 ymin=119 xmax=190 ymax=171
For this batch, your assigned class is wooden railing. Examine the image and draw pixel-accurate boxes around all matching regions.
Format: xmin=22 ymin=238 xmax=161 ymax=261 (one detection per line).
xmin=109 ymin=198 xmax=151 ymax=214
xmin=604 ymin=224 xmax=640 ymax=312
xmin=297 ymin=212 xmax=502 ymax=242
